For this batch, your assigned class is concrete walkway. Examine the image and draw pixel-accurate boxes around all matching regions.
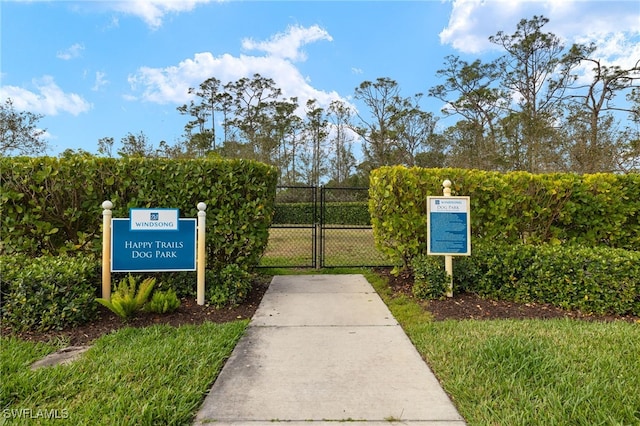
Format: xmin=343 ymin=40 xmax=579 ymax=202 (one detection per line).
xmin=193 ymin=274 xmax=466 ymax=425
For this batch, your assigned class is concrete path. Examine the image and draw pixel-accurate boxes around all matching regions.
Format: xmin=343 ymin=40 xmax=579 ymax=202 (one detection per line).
xmin=193 ymin=274 xmax=466 ymax=425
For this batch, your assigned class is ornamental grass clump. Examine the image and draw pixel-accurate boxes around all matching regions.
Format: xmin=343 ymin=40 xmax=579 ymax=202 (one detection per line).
xmin=96 ymin=275 xmax=155 ymax=320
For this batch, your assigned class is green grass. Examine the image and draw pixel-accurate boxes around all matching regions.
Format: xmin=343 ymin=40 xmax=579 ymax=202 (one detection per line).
xmin=4 ymin=269 xmax=639 ymax=425
xmin=260 ymin=227 xmax=390 ymax=267
xmin=0 ymin=321 xmax=247 ymax=425
xmin=366 ymin=270 xmax=640 ymax=426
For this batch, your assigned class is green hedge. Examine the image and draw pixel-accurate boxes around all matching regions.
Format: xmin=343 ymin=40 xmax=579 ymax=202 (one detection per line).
xmin=273 ymin=202 xmax=370 ymax=225
xmin=1 ymin=156 xmax=278 ymax=271
xmin=1 ymin=255 xmax=100 ymax=331
xmin=369 ymin=167 xmax=640 ymax=266
xmin=452 ymin=243 xmax=640 ymax=316
xmin=1 ymin=254 xmax=257 ymax=331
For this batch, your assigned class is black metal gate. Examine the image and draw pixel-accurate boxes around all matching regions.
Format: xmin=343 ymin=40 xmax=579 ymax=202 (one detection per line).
xmin=259 ymin=186 xmax=391 ymax=268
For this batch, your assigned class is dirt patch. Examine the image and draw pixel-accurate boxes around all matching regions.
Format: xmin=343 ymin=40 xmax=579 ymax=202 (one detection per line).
xmin=3 ymin=270 xmax=637 ymax=347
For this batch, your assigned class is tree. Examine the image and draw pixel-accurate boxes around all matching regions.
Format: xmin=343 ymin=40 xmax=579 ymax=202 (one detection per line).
xmin=429 ymin=55 xmax=507 ymax=170
xmin=225 ymin=74 xmax=283 ymax=164
xmin=0 ymin=98 xmax=48 ymax=156
xmin=177 ymin=77 xmax=230 ymax=156
xmin=394 ymin=94 xmax=438 ymax=166
xmin=97 ymin=137 xmax=115 ymax=157
xmin=562 ymin=44 xmax=640 ymax=173
xmin=415 ymin=133 xmax=448 ymax=168
xmin=118 ymin=131 xmax=155 ymax=157
xmin=303 ymin=99 xmax=329 ymax=186
xmin=353 ymin=77 xmax=404 ymax=171
xmin=490 ymin=15 xmax=576 ymax=172
xmin=327 ymin=100 xmax=356 ymax=185
xmin=273 ymin=98 xmax=303 ymax=185
xmin=619 ymin=88 xmax=640 ymax=171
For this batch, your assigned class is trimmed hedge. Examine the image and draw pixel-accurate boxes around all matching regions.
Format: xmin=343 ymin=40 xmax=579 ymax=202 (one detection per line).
xmin=1 ymin=156 xmax=278 ymax=272
xmin=1 ymin=255 xmax=100 ymax=331
xmin=452 ymin=242 xmax=640 ymax=316
xmin=273 ymin=202 xmax=370 ymax=225
xmin=411 ymin=254 xmax=449 ymax=300
xmin=0 ymin=156 xmax=277 ymax=327
xmin=369 ymin=166 xmax=640 ymax=266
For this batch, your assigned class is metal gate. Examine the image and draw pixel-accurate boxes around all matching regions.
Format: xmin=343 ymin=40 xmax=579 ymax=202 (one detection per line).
xmin=259 ymin=186 xmax=391 ymax=268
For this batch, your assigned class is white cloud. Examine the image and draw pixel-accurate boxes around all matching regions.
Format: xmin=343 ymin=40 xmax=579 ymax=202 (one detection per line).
xmin=92 ymin=71 xmax=109 ymax=91
xmin=127 ymin=25 xmax=346 ymax=113
xmin=0 ymin=76 xmax=91 ymax=116
xmin=440 ymin=0 xmax=640 ymax=59
xmin=109 ymin=0 xmax=216 ymax=29
xmin=242 ymin=24 xmax=333 ymax=62
xmin=57 ymin=43 xmax=84 ymax=60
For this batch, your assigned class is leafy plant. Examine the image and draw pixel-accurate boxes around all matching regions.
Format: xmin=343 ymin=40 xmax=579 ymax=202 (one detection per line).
xmin=411 ymin=254 xmax=450 ymax=300
xmin=456 ymin=241 xmax=640 ymax=316
xmin=368 ymin=166 xmax=640 ymax=271
xmin=146 ymin=289 xmax=181 ymax=314
xmin=273 ymin=201 xmax=371 ymax=225
xmin=96 ymin=275 xmax=156 ymax=320
xmin=1 ymin=255 xmax=99 ymax=332
xmin=1 ymin=156 xmax=278 ymax=275
xmin=206 ymin=264 xmax=252 ymax=307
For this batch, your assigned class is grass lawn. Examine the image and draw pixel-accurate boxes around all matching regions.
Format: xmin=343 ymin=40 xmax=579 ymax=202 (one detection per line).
xmin=0 ymin=321 xmax=247 ymax=425
xmin=260 ymin=226 xmax=390 ymax=267
xmin=410 ymin=319 xmax=640 ymax=425
xmin=3 ymin=269 xmax=638 ymax=425
xmin=366 ymin=270 xmax=640 ymax=426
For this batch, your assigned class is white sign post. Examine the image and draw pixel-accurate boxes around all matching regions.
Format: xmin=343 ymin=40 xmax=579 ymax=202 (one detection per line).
xmin=427 ymin=180 xmax=471 ymax=297
xmin=101 ymin=201 xmax=113 ymax=301
xmin=196 ymin=202 xmax=206 ymax=305
xmin=102 ymin=201 xmax=208 ymax=305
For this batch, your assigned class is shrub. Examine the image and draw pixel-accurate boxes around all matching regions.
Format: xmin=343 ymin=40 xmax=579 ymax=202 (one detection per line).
xmin=1 ymin=255 xmax=99 ymax=331
xmin=206 ymin=264 xmax=252 ymax=308
xmin=146 ymin=289 xmax=181 ymax=314
xmin=2 ymin=156 xmax=277 ymax=311
xmin=456 ymin=241 xmax=640 ymax=316
xmin=369 ymin=167 xmax=640 ymax=268
xmin=1 ymin=156 xmax=278 ymax=276
xmin=96 ymin=275 xmax=156 ymax=320
xmin=273 ymin=202 xmax=370 ymax=225
xmin=411 ymin=254 xmax=450 ymax=300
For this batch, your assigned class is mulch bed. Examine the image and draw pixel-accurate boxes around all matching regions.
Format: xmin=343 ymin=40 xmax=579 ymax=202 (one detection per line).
xmin=379 ymin=268 xmax=639 ymax=323
xmin=3 ymin=270 xmax=637 ymax=346
xmin=1 ymin=279 xmax=270 ymax=346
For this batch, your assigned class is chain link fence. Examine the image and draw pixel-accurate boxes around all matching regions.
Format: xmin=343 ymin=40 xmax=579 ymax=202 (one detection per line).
xmin=259 ymin=186 xmax=392 ymax=268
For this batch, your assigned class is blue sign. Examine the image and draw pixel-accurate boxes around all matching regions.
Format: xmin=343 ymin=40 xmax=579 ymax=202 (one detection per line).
xmin=111 ymin=218 xmax=196 ymax=272
xmin=427 ymin=197 xmax=471 ymax=255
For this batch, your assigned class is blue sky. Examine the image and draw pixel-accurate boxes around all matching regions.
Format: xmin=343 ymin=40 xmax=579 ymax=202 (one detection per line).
xmin=2 ymin=0 xmax=639 ymax=156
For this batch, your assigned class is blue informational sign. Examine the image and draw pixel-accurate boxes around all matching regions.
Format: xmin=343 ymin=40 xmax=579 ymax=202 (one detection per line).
xmin=427 ymin=197 xmax=471 ymax=256
xmin=111 ymin=218 xmax=196 ymax=272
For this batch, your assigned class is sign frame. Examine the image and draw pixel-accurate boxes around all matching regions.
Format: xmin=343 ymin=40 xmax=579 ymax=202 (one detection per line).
xmin=427 ymin=196 xmax=471 ymax=256
xmin=111 ymin=217 xmax=197 ymax=272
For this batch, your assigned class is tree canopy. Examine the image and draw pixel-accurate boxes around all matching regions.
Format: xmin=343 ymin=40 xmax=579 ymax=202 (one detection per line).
xmin=3 ymin=15 xmax=639 ymax=179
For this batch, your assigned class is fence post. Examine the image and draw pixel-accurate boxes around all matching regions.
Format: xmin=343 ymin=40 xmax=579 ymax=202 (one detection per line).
xmin=196 ymin=202 xmax=207 ymax=305
xmin=101 ymin=200 xmax=113 ymax=301
xmin=442 ymin=180 xmax=454 ymax=298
